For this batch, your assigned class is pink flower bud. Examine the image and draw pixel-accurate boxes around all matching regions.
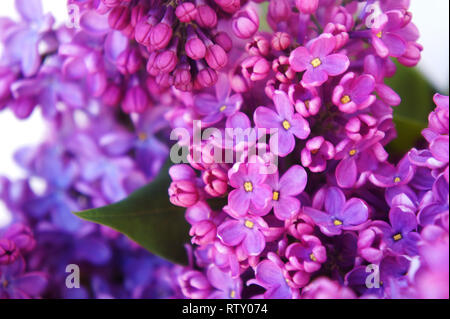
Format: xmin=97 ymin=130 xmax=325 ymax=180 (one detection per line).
xmin=268 ymin=0 xmax=291 ymax=23
xmin=130 ymin=4 xmax=147 ymax=27
xmin=146 ymin=52 xmax=159 ymax=76
xmin=179 ymin=270 xmax=211 ymax=299
xmin=203 ymin=167 xmax=228 ymax=197
xmin=205 ymin=44 xmax=228 ymax=70
xmin=108 ymin=5 xmax=131 ymax=30
xmin=272 ymin=56 xmax=295 ymax=83
xmin=176 ymin=2 xmax=197 ymax=23
xmin=195 ymin=5 xmax=218 ymax=28
xmin=323 ymin=23 xmax=348 ymax=50
xmin=214 ymin=0 xmax=241 ymax=14
xmin=102 ymin=84 xmax=123 ymax=107
xmin=213 ymin=32 xmax=233 ymax=52
xmin=174 ymin=65 xmax=193 ymax=92
xmin=196 ymin=67 xmax=218 ymax=89
xmin=102 ymin=0 xmax=121 ymax=8
xmin=135 ymin=19 xmax=153 ymax=46
xmin=232 ymin=7 xmax=259 ymax=39
xmin=295 ymin=0 xmax=319 ymax=14
xmin=398 ymin=42 xmax=423 ymax=67
xmin=0 ymin=239 xmax=19 ymax=265
xmin=149 ymin=22 xmax=173 ymax=50
xmin=156 ymin=50 xmax=178 ymax=74
xmin=190 ymin=220 xmax=217 ymax=246
xmin=169 ymin=180 xmax=199 ymax=207
xmin=116 ymin=48 xmax=142 ymax=75
xmin=241 ymin=55 xmax=270 ymax=81
xmin=185 ymin=37 xmax=206 ymax=60
xmin=122 ymin=85 xmax=149 ymax=113
xmin=271 ymin=32 xmax=291 ymax=51
xmin=246 ymin=35 xmax=270 ymax=56
xmin=155 ymin=72 xmax=174 ymax=88
xmin=4 ymin=224 xmax=36 ymax=253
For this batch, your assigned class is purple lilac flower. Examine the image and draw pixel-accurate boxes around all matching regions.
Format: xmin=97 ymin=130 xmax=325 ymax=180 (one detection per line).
xmin=227 ymin=162 xmax=272 ymax=216
xmin=254 ymin=90 xmax=310 ymax=157
xmin=289 ymin=34 xmax=349 ymax=87
xmin=193 ymin=74 xmax=243 ymax=126
xmin=332 ymin=72 xmax=376 ymax=113
xmin=0 ymin=257 xmax=47 ymax=299
xmin=304 ymin=187 xmax=369 ymax=236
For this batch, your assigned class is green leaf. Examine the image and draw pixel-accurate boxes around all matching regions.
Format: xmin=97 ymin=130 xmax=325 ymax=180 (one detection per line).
xmin=74 ymin=161 xmax=190 ymax=265
xmin=385 ymin=63 xmax=435 ymax=155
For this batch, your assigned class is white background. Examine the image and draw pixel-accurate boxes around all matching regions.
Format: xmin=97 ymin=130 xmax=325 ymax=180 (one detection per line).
xmin=0 ymin=1 xmax=448 ymax=227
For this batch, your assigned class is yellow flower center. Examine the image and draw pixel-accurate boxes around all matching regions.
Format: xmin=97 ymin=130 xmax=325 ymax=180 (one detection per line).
xmin=333 ymin=219 xmax=343 ymax=226
xmin=282 ymin=120 xmax=291 ymax=130
xmin=219 ymin=105 xmax=227 ymax=112
xmin=349 ymin=149 xmax=357 ymax=156
xmin=340 ymin=95 xmax=351 ymax=104
xmin=304 ymin=100 xmax=310 ymax=109
xmin=393 ymin=233 xmax=402 ymax=241
xmin=272 ymin=191 xmax=280 ymax=201
xmin=245 ymin=220 xmax=255 ymax=229
xmin=230 ymin=290 xmax=236 ymax=298
xmin=394 ymin=177 xmax=401 ymax=183
xmin=244 ymin=181 xmax=253 ymax=192
xmin=311 ymin=58 xmax=322 ymax=68
xmin=138 ymin=132 xmax=148 ymax=141
xmin=376 ymin=31 xmax=383 ymax=38
xmin=2 ymin=280 xmax=8 ymax=288
xmin=311 ymin=149 xmax=319 ymax=155
xmin=310 ymin=253 xmax=317 ymax=262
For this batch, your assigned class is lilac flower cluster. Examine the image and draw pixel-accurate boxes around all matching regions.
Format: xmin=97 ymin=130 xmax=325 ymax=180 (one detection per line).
xmin=0 ymin=102 xmax=184 ymax=298
xmin=166 ymin=1 xmax=449 ymax=299
xmin=0 ymin=0 xmax=448 ymax=299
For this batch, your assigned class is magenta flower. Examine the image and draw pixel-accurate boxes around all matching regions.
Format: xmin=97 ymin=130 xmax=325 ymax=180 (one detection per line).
xmin=334 ymin=132 xmax=388 ymax=188
xmin=254 ymin=90 xmax=310 ymax=157
xmin=0 ymin=239 xmax=19 ymax=265
xmin=289 ymin=34 xmax=350 ymax=87
xmin=247 ymin=253 xmax=299 ymax=299
xmin=193 ymin=74 xmax=243 ymax=126
xmin=371 ymin=10 xmax=407 ymax=58
xmin=418 ymin=175 xmax=449 ymax=226
xmin=262 ymin=165 xmax=308 ymax=220
xmin=369 ymin=155 xmax=415 ymax=188
xmin=301 ymin=137 xmax=335 ymax=173
xmin=288 ymin=84 xmax=321 ymax=117
xmin=357 ymin=225 xmax=387 ymax=264
xmin=332 ymin=72 xmax=376 ymax=113
xmin=169 ymin=164 xmax=201 ymax=208
xmin=304 ymin=187 xmax=369 ymax=236
xmin=206 ymin=265 xmax=242 ymax=299
xmin=227 ymin=162 xmax=272 ymax=216
xmin=217 ymin=215 xmax=267 ymax=256
xmin=285 ymin=235 xmax=327 ymax=273
xmin=372 ymin=207 xmax=420 ymax=256
xmin=0 ymin=258 xmax=47 ymax=299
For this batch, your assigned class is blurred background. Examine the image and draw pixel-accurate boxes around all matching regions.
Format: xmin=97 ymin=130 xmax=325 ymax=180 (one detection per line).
xmin=0 ymin=0 xmax=449 ymax=226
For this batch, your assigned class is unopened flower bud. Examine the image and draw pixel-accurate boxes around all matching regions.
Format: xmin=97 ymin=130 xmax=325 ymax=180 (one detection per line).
xmin=122 ymin=85 xmax=149 ymax=113
xmin=176 ymin=2 xmax=197 ymax=23
xmin=271 ymin=32 xmax=291 ymax=51
xmin=232 ymin=7 xmax=259 ymax=39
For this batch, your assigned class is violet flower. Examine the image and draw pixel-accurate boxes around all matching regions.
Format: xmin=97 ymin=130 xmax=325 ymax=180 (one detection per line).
xmin=227 ymin=162 xmax=272 ymax=216
xmin=193 ymin=74 xmax=243 ymax=126
xmin=254 ymin=90 xmax=310 ymax=157
xmin=289 ymin=34 xmax=350 ymax=87
xmin=304 ymin=187 xmax=369 ymax=236
xmin=207 ymin=265 xmax=242 ymax=299
xmin=332 ymin=72 xmax=376 ymax=113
